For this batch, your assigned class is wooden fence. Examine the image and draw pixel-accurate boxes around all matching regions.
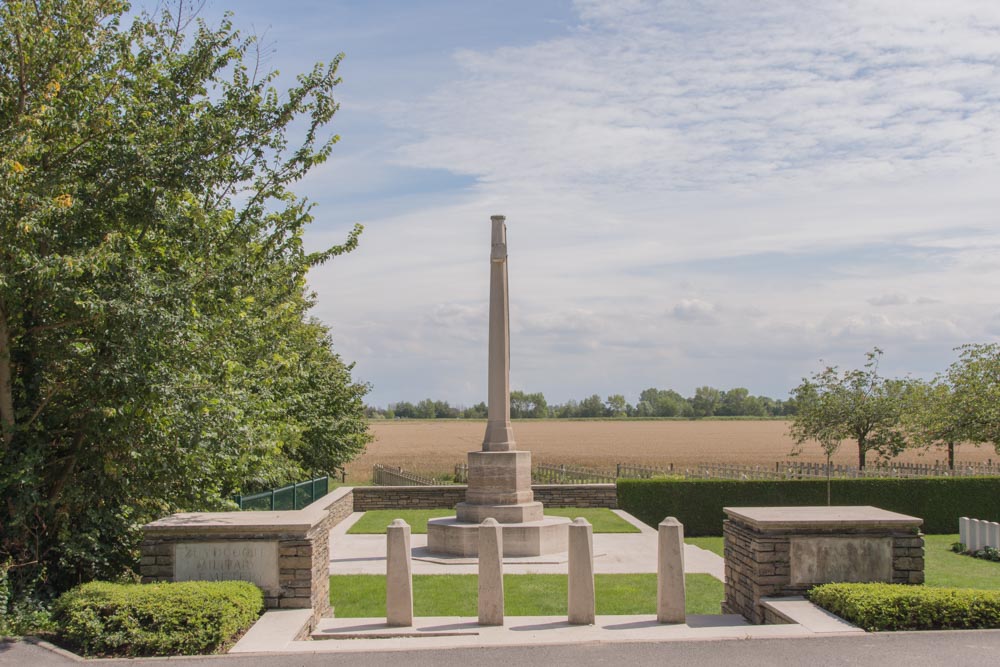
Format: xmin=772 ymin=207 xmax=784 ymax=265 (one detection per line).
xmin=446 ymin=459 xmax=1000 ymax=484
xmin=372 ymin=464 xmax=437 ymax=486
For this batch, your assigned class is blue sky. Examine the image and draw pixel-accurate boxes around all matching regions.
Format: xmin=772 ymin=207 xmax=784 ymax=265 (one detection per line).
xmin=173 ymin=1 xmax=1000 ymax=406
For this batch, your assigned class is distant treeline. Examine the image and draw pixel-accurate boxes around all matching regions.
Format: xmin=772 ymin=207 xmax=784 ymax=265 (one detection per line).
xmin=365 ymin=387 xmax=797 ymax=420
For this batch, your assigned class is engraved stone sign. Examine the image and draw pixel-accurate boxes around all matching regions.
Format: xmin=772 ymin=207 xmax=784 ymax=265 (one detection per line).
xmin=790 ymin=536 xmax=892 ymax=585
xmin=174 ymin=541 xmax=279 ymax=594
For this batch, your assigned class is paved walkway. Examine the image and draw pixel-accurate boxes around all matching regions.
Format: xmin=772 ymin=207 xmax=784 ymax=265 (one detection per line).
xmin=329 ymin=510 xmax=726 ymax=579
xmin=12 ymin=631 xmax=1000 ymax=666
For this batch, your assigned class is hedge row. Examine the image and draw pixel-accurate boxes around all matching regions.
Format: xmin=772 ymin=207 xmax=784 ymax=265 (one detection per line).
xmin=52 ymin=581 xmax=263 ymax=657
xmin=810 ymin=583 xmax=1000 ymax=631
xmin=616 ymin=477 xmax=1000 ymax=536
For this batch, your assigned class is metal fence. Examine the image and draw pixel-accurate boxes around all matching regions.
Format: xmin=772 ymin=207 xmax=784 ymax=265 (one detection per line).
xmin=233 ymin=476 xmax=329 ymax=511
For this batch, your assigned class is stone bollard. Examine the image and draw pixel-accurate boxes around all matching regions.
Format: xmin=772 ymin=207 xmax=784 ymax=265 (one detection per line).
xmin=478 ymin=518 xmax=504 ymax=626
xmin=959 ymin=517 xmax=969 ymax=550
xmin=568 ymin=518 xmax=595 ymax=625
xmin=386 ymin=518 xmax=413 ymax=626
xmin=657 ymin=516 xmax=686 ymax=624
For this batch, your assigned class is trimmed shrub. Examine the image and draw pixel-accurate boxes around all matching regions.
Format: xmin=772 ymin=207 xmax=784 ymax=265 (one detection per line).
xmin=52 ymin=581 xmax=263 ymax=657
xmin=617 ymin=477 xmax=1000 ymax=536
xmin=810 ymin=582 xmax=1000 ymax=631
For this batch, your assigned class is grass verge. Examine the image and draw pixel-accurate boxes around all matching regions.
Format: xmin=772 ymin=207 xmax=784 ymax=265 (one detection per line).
xmin=924 ymin=534 xmax=1000 ymax=589
xmin=685 ymin=536 xmax=723 ymax=556
xmin=347 ymin=508 xmax=639 ymax=534
xmin=330 ymin=573 xmax=722 ymax=617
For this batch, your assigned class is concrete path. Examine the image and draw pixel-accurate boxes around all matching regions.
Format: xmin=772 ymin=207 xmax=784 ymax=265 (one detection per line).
xmin=13 ymin=630 xmax=1000 ymax=666
xmin=329 ymin=510 xmax=725 ymax=579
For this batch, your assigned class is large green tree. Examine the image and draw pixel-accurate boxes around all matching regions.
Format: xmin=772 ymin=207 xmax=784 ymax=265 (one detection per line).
xmin=1 ymin=0 xmax=369 ymax=596
xmin=789 ymin=348 xmax=907 ymax=468
xmin=947 ymin=343 xmax=1000 ymax=452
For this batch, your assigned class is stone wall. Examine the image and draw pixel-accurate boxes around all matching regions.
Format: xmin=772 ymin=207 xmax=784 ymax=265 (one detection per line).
xmin=352 ymin=485 xmax=465 ymax=510
xmin=141 ymin=487 xmax=354 ymax=626
xmin=532 ymin=484 xmax=617 ymax=508
xmin=352 ymin=484 xmax=617 ymax=511
xmin=722 ymin=506 xmax=924 ymax=624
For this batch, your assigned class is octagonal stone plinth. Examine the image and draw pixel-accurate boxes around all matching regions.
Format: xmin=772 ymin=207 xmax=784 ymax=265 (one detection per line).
xmin=427 ymin=516 xmax=570 ymax=557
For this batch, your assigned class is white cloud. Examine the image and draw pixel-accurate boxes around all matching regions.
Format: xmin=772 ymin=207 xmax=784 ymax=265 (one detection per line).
xmin=669 ymin=299 xmax=720 ymax=324
xmin=300 ymin=0 xmax=1000 ymax=404
xmin=868 ymin=294 xmax=910 ymax=307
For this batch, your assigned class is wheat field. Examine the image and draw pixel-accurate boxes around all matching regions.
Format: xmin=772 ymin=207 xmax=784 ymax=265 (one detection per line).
xmin=343 ymin=419 xmax=997 ymax=481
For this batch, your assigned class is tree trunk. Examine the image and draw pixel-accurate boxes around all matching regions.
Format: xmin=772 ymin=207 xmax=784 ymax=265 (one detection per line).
xmin=948 ymin=441 xmax=955 ymax=470
xmin=858 ymin=443 xmax=867 ymax=469
xmin=0 ymin=302 xmax=15 ymax=449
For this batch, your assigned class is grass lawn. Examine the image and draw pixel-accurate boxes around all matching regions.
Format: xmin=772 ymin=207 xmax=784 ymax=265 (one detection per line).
xmin=330 ymin=573 xmax=723 ymax=617
xmin=686 ymin=536 xmax=723 ymax=556
xmin=347 ymin=508 xmax=640 ymax=534
xmin=924 ymin=534 xmax=1000 ymax=589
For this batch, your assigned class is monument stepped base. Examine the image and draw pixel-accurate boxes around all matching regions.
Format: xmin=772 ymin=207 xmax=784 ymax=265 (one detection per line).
xmin=426 ymin=516 xmax=570 ymax=557
xmin=456 ymin=500 xmax=543 ymax=523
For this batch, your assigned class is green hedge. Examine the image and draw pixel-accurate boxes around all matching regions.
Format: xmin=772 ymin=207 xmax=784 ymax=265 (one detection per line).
xmin=810 ymin=582 xmax=1000 ymax=631
xmin=52 ymin=581 xmax=263 ymax=657
xmin=617 ymin=477 xmax=1000 ymax=536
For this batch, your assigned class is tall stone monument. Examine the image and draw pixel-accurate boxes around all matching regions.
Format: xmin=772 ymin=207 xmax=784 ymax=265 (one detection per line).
xmin=427 ymin=216 xmax=569 ymax=556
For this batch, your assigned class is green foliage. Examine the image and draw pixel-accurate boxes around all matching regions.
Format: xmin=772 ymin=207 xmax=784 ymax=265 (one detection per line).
xmin=0 ymin=560 xmax=56 ymax=637
xmin=947 ymin=343 xmax=1000 ymax=452
xmin=372 ymin=386 xmax=798 ymax=420
xmin=616 ymin=477 xmax=1000 ymax=536
xmin=789 ymin=348 xmax=907 ymax=468
xmin=52 ymin=580 xmax=262 ymax=656
xmin=809 ymin=582 xmax=1000 ymax=631
xmin=0 ymin=1 xmax=370 ymax=597
xmin=511 ymin=391 xmax=549 ymax=418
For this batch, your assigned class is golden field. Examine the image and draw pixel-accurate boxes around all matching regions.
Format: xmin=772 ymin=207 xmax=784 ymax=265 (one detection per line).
xmin=344 ymin=419 xmax=997 ymax=481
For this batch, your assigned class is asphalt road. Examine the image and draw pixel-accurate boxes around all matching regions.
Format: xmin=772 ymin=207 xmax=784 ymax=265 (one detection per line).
xmin=5 ymin=631 xmax=1000 ymax=667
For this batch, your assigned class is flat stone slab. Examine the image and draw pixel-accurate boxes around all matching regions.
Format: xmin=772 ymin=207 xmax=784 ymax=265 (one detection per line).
xmin=230 ymin=609 xmax=313 ymax=653
xmin=258 ymin=614 xmax=836 ymax=653
xmin=759 ymin=597 xmax=861 ymax=634
xmin=724 ymin=506 xmax=922 ymax=531
xmin=146 ymin=487 xmax=353 ymax=536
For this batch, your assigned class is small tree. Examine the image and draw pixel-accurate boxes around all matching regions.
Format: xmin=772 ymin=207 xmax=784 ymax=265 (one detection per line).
xmin=789 ymin=348 xmax=907 ymax=468
xmin=901 ymin=378 xmax=968 ymax=469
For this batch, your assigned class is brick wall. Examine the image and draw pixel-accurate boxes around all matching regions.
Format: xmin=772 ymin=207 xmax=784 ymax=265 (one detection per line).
xmin=352 ymin=484 xmax=617 ymax=511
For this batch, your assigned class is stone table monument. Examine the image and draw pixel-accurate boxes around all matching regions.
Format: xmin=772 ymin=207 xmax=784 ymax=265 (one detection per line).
xmin=427 ymin=216 xmax=569 ymax=556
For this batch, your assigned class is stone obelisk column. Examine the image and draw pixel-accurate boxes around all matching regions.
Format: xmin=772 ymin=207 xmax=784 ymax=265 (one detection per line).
xmin=427 ymin=215 xmax=567 ymax=556
xmin=455 ymin=216 xmax=543 ymax=524
xmin=483 ymin=216 xmax=516 ymax=451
